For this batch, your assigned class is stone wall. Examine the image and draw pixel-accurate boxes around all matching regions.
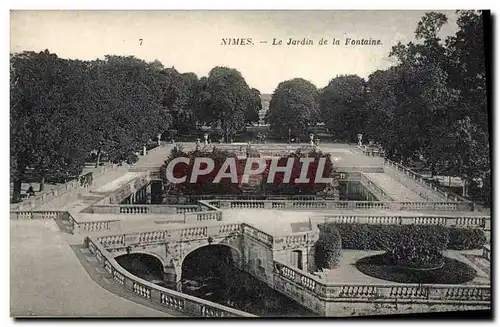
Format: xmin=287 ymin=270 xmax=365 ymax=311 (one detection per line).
xmin=325 ymin=301 xmax=490 ymax=317
xmin=242 ymin=236 xmax=275 ymax=286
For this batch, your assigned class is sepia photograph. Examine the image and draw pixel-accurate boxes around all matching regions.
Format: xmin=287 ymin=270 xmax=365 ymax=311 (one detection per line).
xmin=9 ymin=9 xmax=491 ymax=319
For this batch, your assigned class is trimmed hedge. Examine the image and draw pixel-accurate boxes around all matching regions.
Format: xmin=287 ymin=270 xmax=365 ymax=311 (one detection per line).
xmin=315 ymin=224 xmax=342 ymax=269
xmin=448 ymin=228 xmax=487 ymax=250
xmin=328 ymin=223 xmax=485 ymax=251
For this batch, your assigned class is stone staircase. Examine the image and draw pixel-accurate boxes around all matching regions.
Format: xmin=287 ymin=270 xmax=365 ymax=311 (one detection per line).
xmin=363 ymin=173 xmax=426 ymax=202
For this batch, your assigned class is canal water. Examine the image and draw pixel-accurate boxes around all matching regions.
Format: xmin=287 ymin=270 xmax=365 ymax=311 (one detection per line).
xmin=116 ymin=248 xmax=316 ymax=317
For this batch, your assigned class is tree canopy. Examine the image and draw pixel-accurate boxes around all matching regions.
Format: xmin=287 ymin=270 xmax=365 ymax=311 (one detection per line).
xmin=266 ymin=78 xmax=319 ymax=139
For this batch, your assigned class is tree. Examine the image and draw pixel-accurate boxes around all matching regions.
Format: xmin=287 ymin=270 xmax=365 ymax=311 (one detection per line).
xmin=10 ymin=51 xmax=92 ymax=199
xmin=362 ymin=10 xmax=490 ymax=204
xmin=159 ymin=69 xmax=198 ymax=135
xmin=319 ymin=75 xmax=366 ymax=142
xmin=315 ymin=224 xmax=342 ymax=270
xmin=246 ymin=88 xmax=262 ymax=125
xmin=266 ymin=78 xmax=319 ymax=140
xmin=195 ymin=67 xmax=254 ymax=141
xmin=86 ymin=56 xmax=171 ymax=163
xmin=10 ymin=52 xmax=179 ymax=202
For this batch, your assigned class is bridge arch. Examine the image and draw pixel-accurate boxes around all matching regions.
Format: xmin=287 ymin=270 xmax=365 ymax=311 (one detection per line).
xmin=180 ymin=243 xmax=242 ymax=270
xmin=115 ymin=250 xmax=167 ymax=268
xmin=114 ymin=251 xmax=167 ymax=284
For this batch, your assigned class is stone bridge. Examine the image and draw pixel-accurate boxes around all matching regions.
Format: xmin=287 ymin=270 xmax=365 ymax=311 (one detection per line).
xmin=87 ymin=216 xmax=490 ymax=317
xmin=94 ymin=221 xmax=317 ymax=291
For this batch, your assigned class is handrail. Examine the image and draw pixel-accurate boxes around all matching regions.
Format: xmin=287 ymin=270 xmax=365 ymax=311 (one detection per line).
xmin=92 ymin=203 xmax=201 ymax=214
xmin=87 ymin=236 xmax=256 ymax=317
xmin=212 ymin=199 xmax=475 ymax=212
xmin=10 ymin=163 xmax=115 ymax=211
xmin=358 ymin=148 xmax=473 ymax=204
xmin=358 ymin=173 xmax=395 ymax=201
xmin=311 ymin=214 xmax=490 ymax=230
xmin=273 ymin=259 xmax=490 ymax=304
xmin=94 ymin=172 xmax=151 ymax=205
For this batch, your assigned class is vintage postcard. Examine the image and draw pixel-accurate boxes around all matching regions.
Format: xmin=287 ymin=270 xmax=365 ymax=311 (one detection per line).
xmin=10 ymin=10 xmax=491 ymax=318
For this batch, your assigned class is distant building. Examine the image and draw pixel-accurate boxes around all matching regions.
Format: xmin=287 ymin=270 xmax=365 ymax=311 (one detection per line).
xmin=258 ymin=94 xmax=271 ymax=125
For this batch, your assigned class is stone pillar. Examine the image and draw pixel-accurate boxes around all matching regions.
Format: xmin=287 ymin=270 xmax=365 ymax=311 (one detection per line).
xmin=146 ymin=183 xmax=152 ymax=204
xmin=143 ymin=145 xmax=147 ymax=156
xmin=163 ymin=266 xmax=179 ymax=290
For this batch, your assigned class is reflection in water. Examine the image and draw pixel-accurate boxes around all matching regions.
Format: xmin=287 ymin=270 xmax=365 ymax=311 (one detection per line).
xmin=116 ymin=248 xmax=316 ymax=317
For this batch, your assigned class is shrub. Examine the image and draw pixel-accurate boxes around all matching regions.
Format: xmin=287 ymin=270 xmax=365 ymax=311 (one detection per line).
xmin=330 ymin=223 xmax=485 ymax=251
xmin=315 ymin=225 xmax=342 ymax=270
xmin=328 ymin=224 xmax=449 ymax=269
xmin=387 ymin=226 xmax=448 ymax=269
xmin=126 ymin=153 xmax=139 ymax=165
xmin=448 ymin=228 xmax=486 ymax=250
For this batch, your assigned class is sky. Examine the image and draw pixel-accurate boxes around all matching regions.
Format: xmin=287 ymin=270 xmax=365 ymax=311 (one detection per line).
xmin=10 ymin=10 xmax=459 ymax=93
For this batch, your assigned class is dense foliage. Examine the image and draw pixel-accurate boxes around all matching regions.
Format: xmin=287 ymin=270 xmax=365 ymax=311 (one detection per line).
xmin=447 ymin=228 xmax=487 ymax=250
xmin=194 ymin=67 xmax=261 ymax=141
xmin=265 ymin=11 xmax=490 ymax=204
xmin=329 ymin=223 xmax=484 ymax=251
xmin=356 ymin=255 xmax=477 ymax=284
xmin=11 ymin=11 xmax=489 ymax=207
xmin=10 ymin=51 xmax=257 ymax=202
xmin=265 ymin=78 xmax=319 ymax=140
xmin=314 ymin=224 xmax=342 ymax=269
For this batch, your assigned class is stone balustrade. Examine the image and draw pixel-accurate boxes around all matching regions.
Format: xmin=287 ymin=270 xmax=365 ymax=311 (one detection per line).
xmin=356 ymin=146 xmax=473 ymax=205
xmin=180 ymin=226 xmax=208 ymax=239
xmin=92 ymin=199 xmax=473 ymax=214
xmin=198 ymin=200 xmax=220 ymax=212
xmin=273 ymin=259 xmax=490 ymax=308
xmin=313 ymin=214 xmax=490 ymax=230
xmin=285 ymin=233 xmax=309 ymax=246
xmin=359 ymin=173 xmax=396 ymax=202
xmin=214 ymin=199 xmax=475 ymax=212
xmin=11 ymin=164 xmax=117 ymax=211
xmin=86 ymin=236 xmax=255 ymax=317
xmin=93 ymin=172 xmax=151 ymax=206
xmin=242 ymin=223 xmax=274 ymax=247
xmin=218 ymin=223 xmax=242 ymax=236
xmin=74 ymin=220 xmax=120 ymax=234
xmin=184 ymin=211 xmax=223 ymax=224
xmin=323 ymin=283 xmax=491 ymax=303
xmin=10 ymin=210 xmax=66 ymax=220
xmin=92 ymin=204 xmax=201 ymax=215
xmin=382 ymin=159 xmax=473 ymax=204
xmin=10 ymin=180 xmax=80 ymax=211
